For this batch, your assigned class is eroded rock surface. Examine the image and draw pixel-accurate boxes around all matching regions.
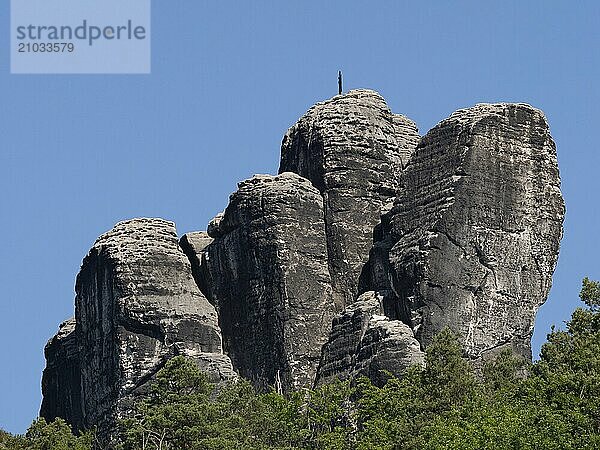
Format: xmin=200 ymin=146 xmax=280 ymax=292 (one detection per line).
xmin=202 ymin=172 xmax=336 ymax=392
xmin=41 ymin=218 xmax=234 ymax=437
xmin=280 ymin=89 xmax=420 ymax=308
xmin=40 ymin=318 xmax=82 ymax=430
xmin=317 ymin=291 xmax=424 ymax=386
xmin=362 ymin=103 xmax=565 ymax=359
xmin=41 ymin=92 xmax=566 ymax=435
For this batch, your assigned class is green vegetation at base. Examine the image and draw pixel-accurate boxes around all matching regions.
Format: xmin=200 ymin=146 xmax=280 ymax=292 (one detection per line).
xmin=0 ymin=418 xmax=93 ymax=450
xmin=2 ymin=278 xmax=600 ymax=450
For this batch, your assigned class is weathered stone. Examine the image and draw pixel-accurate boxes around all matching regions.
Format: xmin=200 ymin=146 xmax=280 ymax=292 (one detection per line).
xmin=39 ymin=318 xmax=82 ymax=431
xmin=41 ymin=218 xmax=234 ymax=438
xmin=40 ymin=93 xmax=566 ymax=432
xmin=207 ymin=211 xmax=225 ymax=238
xmin=316 ymin=291 xmax=424 ymax=386
xmin=280 ymin=89 xmax=420 ymax=308
xmin=202 ymin=172 xmax=336 ymax=392
xmin=362 ymin=103 xmax=565 ymax=360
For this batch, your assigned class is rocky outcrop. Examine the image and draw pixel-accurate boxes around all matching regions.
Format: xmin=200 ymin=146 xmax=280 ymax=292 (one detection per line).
xmin=41 ymin=91 xmax=565 ymax=437
xmin=280 ymin=89 xmax=420 ymax=308
xmin=40 ymin=318 xmax=82 ymax=430
xmin=41 ymin=218 xmax=235 ymax=437
xmin=316 ymin=292 xmax=424 ymax=386
xmin=361 ymin=103 xmax=565 ymax=360
xmin=202 ymin=172 xmax=336 ymax=392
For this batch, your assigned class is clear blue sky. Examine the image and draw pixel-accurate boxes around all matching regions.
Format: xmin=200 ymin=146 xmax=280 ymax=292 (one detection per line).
xmin=1 ymin=1 xmax=598 ymax=434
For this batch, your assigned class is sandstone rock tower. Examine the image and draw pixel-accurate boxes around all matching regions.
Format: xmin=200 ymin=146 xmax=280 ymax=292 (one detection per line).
xmin=41 ymin=219 xmax=234 ymax=435
xmin=41 ymin=89 xmax=565 ymax=438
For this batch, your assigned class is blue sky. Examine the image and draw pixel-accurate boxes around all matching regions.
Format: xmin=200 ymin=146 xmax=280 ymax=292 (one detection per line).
xmin=1 ymin=1 xmax=599 ymax=434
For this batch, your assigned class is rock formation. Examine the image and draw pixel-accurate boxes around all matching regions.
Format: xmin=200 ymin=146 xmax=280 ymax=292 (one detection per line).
xmin=360 ymin=103 xmax=565 ymax=360
xmin=41 ymin=91 xmax=565 ymax=439
xmin=41 ymin=218 xmax=234 ymax=436
xmin=40 ymin=318 xmax=82 ymax=428
xmin=200 ymin=172 xmax=336 ymax=392
xmin=316 ymin=291 xmax=424 ymax=387
xmin=280 ymin=89 xmax=420 ymax=308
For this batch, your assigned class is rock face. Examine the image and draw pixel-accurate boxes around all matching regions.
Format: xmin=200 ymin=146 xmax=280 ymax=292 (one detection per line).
xmin=40 ymin=318 xmax=82 ymax=429
xmin=201 ymin=172 xmax=336 ymax=392
xmin=280 ymin=89 xmax=420 ymax=308
xmin=316 ymin=291 xmax=424 ymax=387
xmin=41 ymin=91 xmax=565 ymax=437
xmin=41 ymin=218 xmax=234 ymax=436
xmin=361 ymin=103 xmax=565 ymax=359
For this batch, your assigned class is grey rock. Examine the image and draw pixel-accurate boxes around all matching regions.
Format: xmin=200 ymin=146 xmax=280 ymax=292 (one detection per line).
xmin=316 ymin=291 xmax=424 ymax=386
xmin=362 ymin=103 xmax=565 ymax=359
xmin=207 ymin=211 xmax=225 ymax=238
xmin=180 ymin=231 xmax=213 ymax=300
xmin=40 ymin=318 xmax=82 ymax=431
xmin=41 ymin=218 xmax=234 ymax=438
xmin=280 ymin=89 xmax=420 ymax=308
xmin=354 ymin=316 xmax=424 ymax=386
xmin=41 ymin=93 xmax=566 ymax=432
xmin=202 ymin=172 xmax=336 ymax=392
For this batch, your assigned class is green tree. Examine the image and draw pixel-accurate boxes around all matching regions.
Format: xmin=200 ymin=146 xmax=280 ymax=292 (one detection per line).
xmin=580 ymin=276 xmax=600 ymax=310
xmin=521 ymin=277 xmax=600 ymax=448
xmin=421 ymin=327 xmax=477 ymax=414
xmin=355 ymin=327 xmax=477 ymax=449
xmin=120 ymin=356 xmax=219 ymax=450
xmin=302 ymin=380 xmax=354 ymax=449
xmin=416 ymin=277 xmax=600 ymax=450
xmin=0 ymin=419 xmax=92 ymax=450
xmin=0 ymin=428 xmax=27 ymax=450
xmin=25 ymin=418 xmax=93 ymax=450
xmin=121 ymin=356 xmax=360 ymax=449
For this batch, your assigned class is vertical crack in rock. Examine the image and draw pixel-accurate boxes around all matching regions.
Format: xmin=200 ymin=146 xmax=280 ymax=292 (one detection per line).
xmin=363 ymin=103 xmax=565 ymax=360
xmin=179 ymin=231 xmax=214 ymax=300
xmin=280 ymin=89 xmax=420 ymax=308
xmin=202 ymin=173 xmax=336 ymax=392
